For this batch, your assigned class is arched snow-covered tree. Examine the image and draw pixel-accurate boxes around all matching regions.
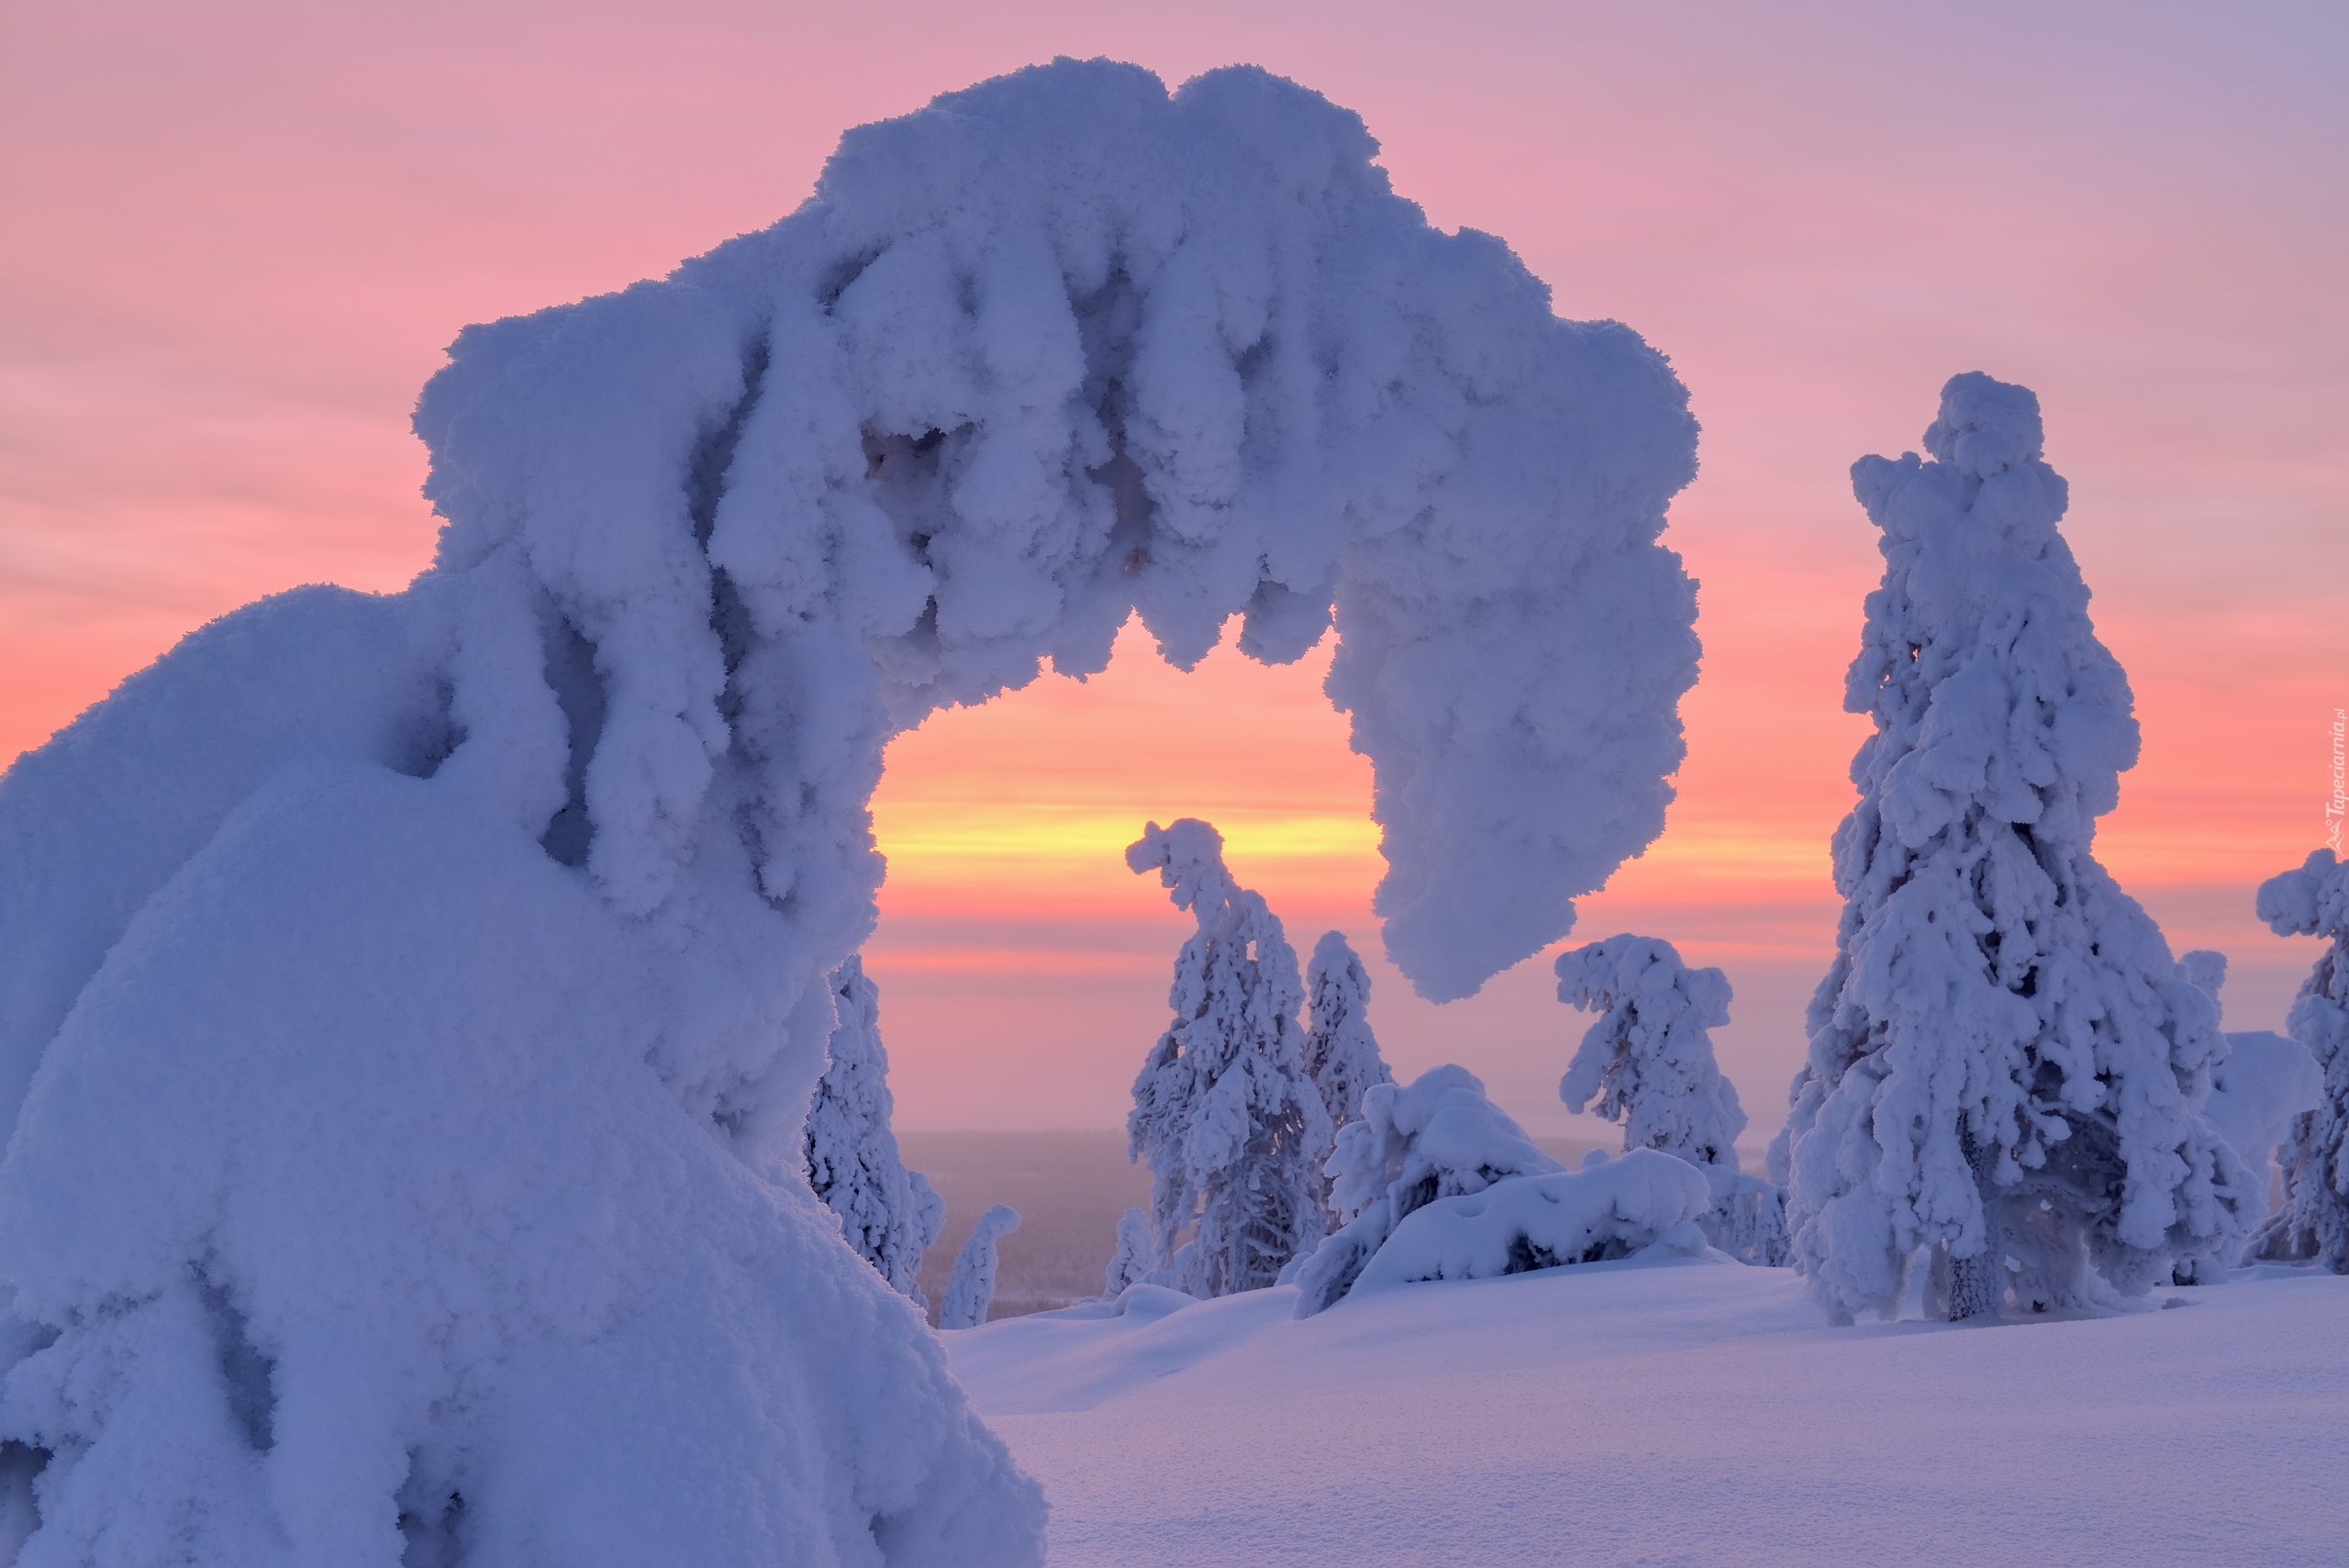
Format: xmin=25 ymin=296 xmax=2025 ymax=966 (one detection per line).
xmin=1101 ymin=1207 xmax=1157 ymax=1301
xmin=940 ymin=1205 xmax=1021 ymax=1329
xmin=804 ymin=956 xmax=946 ymax=1306
xmin=1774 ymin=373 xmax=2250 ymax=1324
xmin=1557 ymin=934 xmax=1788 ymax=1264
xmin=2247 ymin=850 xmax=2349 ymax=1271
xmin=1127 ymin=820 xmax=1335 ymax=1297
xmin=0 ymin=57 xmax=1703 ymax=1562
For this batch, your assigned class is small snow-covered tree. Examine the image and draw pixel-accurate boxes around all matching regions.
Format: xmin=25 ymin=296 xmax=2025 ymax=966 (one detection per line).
xmin=2176 ymin=950 xmax=2323 ymax=1265
xmin=1557 ymin=934 xmax=1788 ymax=1264
xmin=1102 ymin=1207 xmax=1157 ymax=1301
xmin=1775 ymin=373 xmax=2250 ymax=1323
xmin=1302 ymin=931 xmax=1393 ymax=1218
xmin=1296 ymin=1064 xmax=1563 ymax=1312
xmin=1303 ymin=931 xmax=1393 ymax=1133
xmin=803 ymin=956 xmax=946 ymax=1306
xmin=2247 ymin=851 xmax=2349 ymax=1271
xmin=1127 ymin=819 xmax=1336 ymax=1297
xmin=1558 ymin=934 xmax=1745 ymax=1166
xmin=940 ymin=1204 xmax=1021 ymax=1329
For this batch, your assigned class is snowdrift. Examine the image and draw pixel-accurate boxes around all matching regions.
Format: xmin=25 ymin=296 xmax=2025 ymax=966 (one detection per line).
xmin=947 ymin=1261 xmax=2349 ymax=1567
xmin=0 ymin=57 xmax=1700 ymax=1563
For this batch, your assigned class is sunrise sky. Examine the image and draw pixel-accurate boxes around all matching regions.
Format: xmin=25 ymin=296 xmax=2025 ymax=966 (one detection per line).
xmin=5 ymin=1 xmax=2342 ymax=1136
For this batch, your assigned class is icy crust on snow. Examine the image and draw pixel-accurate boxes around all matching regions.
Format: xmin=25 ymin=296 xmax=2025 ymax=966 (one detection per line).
xmin=414 ymin=58 xmax=1698 ymax=1005
xmin=2248 ymin=850 xmax=2349 ymax=1269
xmin=0 ymin=58 xmax=1704 ymax=1560
xmin=1776 ymin=373 xmax=2251 ymax=1321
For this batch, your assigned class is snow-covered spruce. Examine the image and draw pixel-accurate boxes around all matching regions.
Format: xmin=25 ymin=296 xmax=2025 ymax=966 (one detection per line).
xmin=1127 ymin=820 xmax=1334 ymax=1296
xmin=1557 ymin=934 xmax=1789 ymax=1265
xmin=2247 ymin=851 xmax=2349 ymax=1270
xmin=2176 ymin=950 xmax=2323 ymax=1242
xmin=1101 ymin=1207 xmax=1158 ymax=1301
xmin=1303 ymin=931 xmax=1393 ymax=1133
xmin=1297 ymin=1064 xmax=1564 ymax=1314
xmin=941 ymin=1206 xmax=1022 ymax=1330
xmin=805 ymin=955 xmax=946 ymax=1306
xmin=0 ymin=58 xmax=1700 ymax=1562
xmin=1773 ymin=373 xmax=2251 ymax=1324
xmin=1301 ymin=930 xmax=1393 ymax=1219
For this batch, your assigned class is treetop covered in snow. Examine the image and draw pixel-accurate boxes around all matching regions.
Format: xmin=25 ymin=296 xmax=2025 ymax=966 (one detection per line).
xmin=415 ymin=55 xmax=1701 ymax=1004
xmin=1557 ymin=933 xmax=1747 ymax=1171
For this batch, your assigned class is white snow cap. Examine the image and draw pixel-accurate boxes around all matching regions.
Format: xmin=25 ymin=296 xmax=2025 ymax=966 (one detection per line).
xmin=1557 ymin=933 xmax=1747 ymax=1171
xmin=1776 ymin=373 xmax=2250 ymax=1321
xmin=941 ymin=1206 xmax=1023 ymax=1331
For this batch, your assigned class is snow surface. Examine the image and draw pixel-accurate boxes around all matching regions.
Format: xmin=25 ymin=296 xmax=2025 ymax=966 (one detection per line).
xmin=947 ymin=1262 xmax=2349 ymax=1567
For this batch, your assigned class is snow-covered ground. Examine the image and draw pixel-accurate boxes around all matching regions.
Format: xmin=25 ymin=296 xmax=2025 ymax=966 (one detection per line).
xmin=948 ymin=1258 xmax=2349 ymax=1566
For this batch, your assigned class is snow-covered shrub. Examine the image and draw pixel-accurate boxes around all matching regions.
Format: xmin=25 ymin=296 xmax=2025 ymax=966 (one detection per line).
xmin=1128 ymin=820 xmax=1334 ymax=1296
xmin=1774 ymin=373 xmax=2252 ymax=1324
xmin=1557 ymin=935 xmax=1789 ymax=1265
xmin=1101 ymin=1207 xmax=1157 ymax=1302
xmin=1296 ymin=1064 xmax=1564 ymax=1314
xmin=805 ymin=955 xmax=946 ymax=1306
xmin=0 ymin=56 xmax=1702 ymax=1560
xmin=1345 ymin=1151 xmax=1712 ymax=1301
xmin=2175 ymin=951 xmax=2323 ymax=1239
xmin=2246 ymin=851 xmax=2349 ymax=1271
xmin=941 ymin=1206 xmax=1022 ymax=1329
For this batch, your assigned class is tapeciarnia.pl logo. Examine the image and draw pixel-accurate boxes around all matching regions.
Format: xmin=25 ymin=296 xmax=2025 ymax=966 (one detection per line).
xmin=2328 ymin=706 xmax=2345 ymax=853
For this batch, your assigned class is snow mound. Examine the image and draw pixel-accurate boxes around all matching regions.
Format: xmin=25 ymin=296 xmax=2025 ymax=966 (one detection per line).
xmin=1297 ymin=1064 xmax=1565 ymax=1313
xmin=1348 ymin=1150 xmax=1713 ymax=1296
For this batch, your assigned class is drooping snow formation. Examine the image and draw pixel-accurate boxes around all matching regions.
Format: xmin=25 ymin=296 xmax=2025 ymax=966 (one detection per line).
xmin=1557 ymin=934 xmax=1789 ymax=1264
xmin=0 ymin=57 xmax=1699 ymax=1562
xmin=1101 ymin=1207 xmax=1157 ymax=1301
xmin=1774 ymin=373 xmax=2250 ymax=1323
xmin=1296 ymin=1063 xmax=1564 ymax=1314
xmin=1303 ymin=931 xmax=1394 ymax=1135
xmin=1127 ymin=820 xmax=1334 ymax=1296
xmin=806 ymin=956 xmax=947 ymax=1306
xmin=2247 ymin=851 xmax=2349 ymax=1270
xmin=2177 ymin=950 xmax=2323 ymax=1230
xmin=941 ymin=1206 xmax=1022 ymax=1330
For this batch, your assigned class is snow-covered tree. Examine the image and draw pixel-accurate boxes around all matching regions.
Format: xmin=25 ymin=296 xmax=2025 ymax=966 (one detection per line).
xmin=1295 ymin=1064 xmax=1564 ymax=1312
xmin=939 ymin=1204 xmax=1021 ymax=1329
xmin=2178 ymin=950 xmax=2322 ymax=1249
xmin=1557 ymin=934 xmax=1789 ymax=1264
xmin=2247 ymin=850 xmax=2349 ymax=1271
xmin=1302 ymin=931 xmax=1393 ymax=1219
xmin=1774 ymin=373 xmax=2251 ymax=1323
xmin=1127 ymin=819 xmax=1335 ymax=1297
xmin=803 ymin=956 xmax=946 ymax=1306
xmin=1558 ymin=934 xmax=1745 ymax=1167
xmin=1102 ymin=1207 xmax=1157 ymax=1301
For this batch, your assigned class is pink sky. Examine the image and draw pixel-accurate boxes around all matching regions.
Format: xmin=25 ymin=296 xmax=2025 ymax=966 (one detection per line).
xmin=5 ymin=1 xmax=2343 ymax=1136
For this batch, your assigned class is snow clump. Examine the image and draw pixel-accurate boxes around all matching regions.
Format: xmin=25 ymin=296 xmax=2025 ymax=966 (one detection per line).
xmin=1295 ymin=1064 xmax=1565 ymax=1314
xmin=0 ymin=55 xmax=1703 ymax=1562
xmin=941 ymin=1206 xmax=1023 ymax=1330
xmin=1127 ymin=819 xmax=1333 ymax=1296
xmin=2246 ymin=850 xmax=2349 ymax=1270
xmin=805 ymin=956 xmax=947 ymax=1307
xmin=1774 ymin=373 xmax=2251 ymax=1324
xmin=1558 ymin=934 xmax=1790 ymax=1264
